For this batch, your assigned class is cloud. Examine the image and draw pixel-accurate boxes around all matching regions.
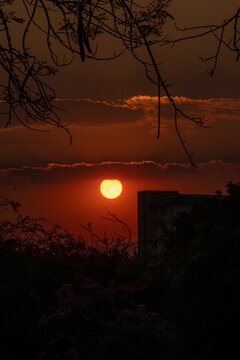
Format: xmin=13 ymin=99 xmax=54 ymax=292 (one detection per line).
xmin=53 ymin=98 xmax=144 ymax=128
xmin=123 ymin=96 xmax=240 ymax=128
xmin=1 ymin=159 xmax=240 ymax=181
xmin=1 ymin=96 xmax=240 ymax=170
xmin=54 ymin=96 xmax=240 ymax=131
xmin=1 ymin=96 xmax=239 ymax=132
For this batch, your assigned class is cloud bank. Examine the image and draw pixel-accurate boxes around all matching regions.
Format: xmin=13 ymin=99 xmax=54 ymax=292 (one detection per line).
xmin=55 ymin=96 xmax=240 ymax=129
xmin=1 ymin=159 xmax=240 ymax=181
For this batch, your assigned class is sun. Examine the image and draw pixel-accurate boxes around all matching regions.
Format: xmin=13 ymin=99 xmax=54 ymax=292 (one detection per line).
xmin=100 ymin=179 xmax=122 ymax=199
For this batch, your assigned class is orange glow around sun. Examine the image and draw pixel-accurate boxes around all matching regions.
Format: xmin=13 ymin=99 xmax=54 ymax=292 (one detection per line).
xmin=100 ymin=179 xmax=122 ymax=199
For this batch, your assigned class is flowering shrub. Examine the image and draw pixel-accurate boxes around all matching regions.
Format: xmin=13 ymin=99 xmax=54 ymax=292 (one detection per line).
xmin=39 ymin=274 xmax=163 ymax=360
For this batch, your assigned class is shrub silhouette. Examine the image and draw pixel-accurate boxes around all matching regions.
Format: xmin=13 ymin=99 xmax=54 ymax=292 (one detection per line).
xmin=0 ymin=183 xmax=240 ymax=359
xmin=39 ymin=274 xmax=164 ymax=360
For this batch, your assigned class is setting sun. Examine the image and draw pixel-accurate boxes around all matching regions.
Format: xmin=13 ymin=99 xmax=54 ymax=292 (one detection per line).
xmin=100 ymin=179 xmax=122 ymax=199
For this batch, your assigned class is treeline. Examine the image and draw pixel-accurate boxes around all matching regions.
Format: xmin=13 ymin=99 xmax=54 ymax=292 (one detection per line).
xmin=0 ymin=182 xmax=239 ymax=359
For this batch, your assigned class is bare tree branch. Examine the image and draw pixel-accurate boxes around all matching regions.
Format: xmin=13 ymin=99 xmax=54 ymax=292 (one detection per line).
xmin=163 ymin=6 xmax=240 ymax=75
xmin=0 ymin=1 xmax=238 ymax=163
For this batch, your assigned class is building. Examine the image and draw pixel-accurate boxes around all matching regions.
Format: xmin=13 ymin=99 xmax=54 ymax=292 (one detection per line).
xmin=138 ymin=190 xmax=216 ymax=259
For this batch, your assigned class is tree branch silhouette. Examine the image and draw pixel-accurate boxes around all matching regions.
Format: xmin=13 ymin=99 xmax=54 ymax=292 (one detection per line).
xmin=0 ymin=1 xmax=239 ymax=163
xmin=163 ymin=6 xmax=240 ymax=76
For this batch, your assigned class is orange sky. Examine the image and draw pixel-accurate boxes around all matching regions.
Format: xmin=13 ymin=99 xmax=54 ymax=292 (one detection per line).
xmin=0 ymin=0 xmax=240 ymax=241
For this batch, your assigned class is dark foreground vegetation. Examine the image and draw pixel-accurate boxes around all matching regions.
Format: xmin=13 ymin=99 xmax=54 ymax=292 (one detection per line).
xmin=0 ymin=182 xmax=240 ymax=360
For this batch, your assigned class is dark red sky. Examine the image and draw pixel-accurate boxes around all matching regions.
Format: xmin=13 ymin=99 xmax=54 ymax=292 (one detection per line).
xmin=0 ymin=0 xmax=240 ymax=240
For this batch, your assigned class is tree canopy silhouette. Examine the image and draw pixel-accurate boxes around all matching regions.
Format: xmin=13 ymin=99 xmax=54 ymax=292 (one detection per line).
xmin=0 ymin=1 xmax=239 ymax=163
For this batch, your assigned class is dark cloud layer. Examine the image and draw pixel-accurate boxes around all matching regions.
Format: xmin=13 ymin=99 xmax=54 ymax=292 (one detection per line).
xmin=55 ymin=96 xmax=240 ymax=129
xmin=1 ymin=95 xmax=240 ymax=169
xmin=55 ymin=99 xmax=144 ymax=127
xmin=1 ymin=160 xmax=240 ymax=186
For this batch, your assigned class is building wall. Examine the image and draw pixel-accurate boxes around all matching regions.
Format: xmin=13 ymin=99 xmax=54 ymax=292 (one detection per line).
xmin=138 ymin=191 xmax=216 ymax=259
xmin=138 ymin=191 xmax=179 ymax=258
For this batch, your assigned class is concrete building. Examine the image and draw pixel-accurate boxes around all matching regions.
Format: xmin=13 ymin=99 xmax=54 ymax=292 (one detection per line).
xmin=138 ymin=190 xmax=216 ymax=259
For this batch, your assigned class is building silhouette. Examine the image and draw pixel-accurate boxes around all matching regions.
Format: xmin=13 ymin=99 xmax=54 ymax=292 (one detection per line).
xmin=138 ymin=190 xmax=216 ymax=259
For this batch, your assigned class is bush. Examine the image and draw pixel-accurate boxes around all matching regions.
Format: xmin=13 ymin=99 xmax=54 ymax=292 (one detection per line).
xmin=0 ymin=183 xmax=240 ymax=359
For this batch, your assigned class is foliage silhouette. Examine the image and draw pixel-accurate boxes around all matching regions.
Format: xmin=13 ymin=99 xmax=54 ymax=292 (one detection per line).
xmin=0 ymin=183 xmax=240 ymax=359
